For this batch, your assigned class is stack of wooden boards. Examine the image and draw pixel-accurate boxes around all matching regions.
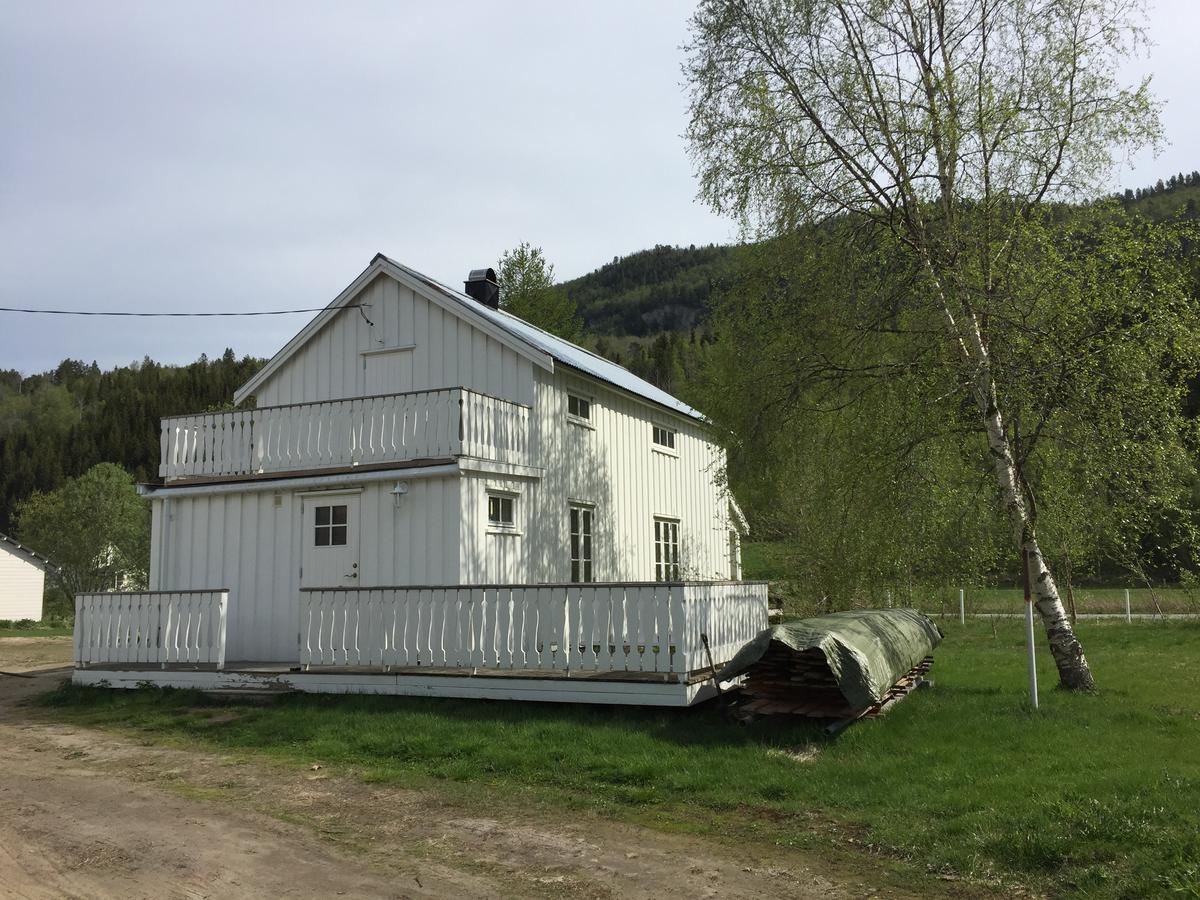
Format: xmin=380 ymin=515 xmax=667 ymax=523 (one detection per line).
xmin=733 ymin=648 xmax=935 ymax=723
xmin=718 ymin=608 xmax=943 ymax=727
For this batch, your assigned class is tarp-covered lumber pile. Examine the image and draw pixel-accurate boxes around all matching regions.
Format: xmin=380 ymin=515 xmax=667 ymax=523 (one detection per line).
xmin=718 ymin=608 xmax=942 ymax=720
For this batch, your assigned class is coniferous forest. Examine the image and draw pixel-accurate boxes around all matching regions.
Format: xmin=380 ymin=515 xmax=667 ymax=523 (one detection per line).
xmin=0 ymin=352 xmax=262 ymax=532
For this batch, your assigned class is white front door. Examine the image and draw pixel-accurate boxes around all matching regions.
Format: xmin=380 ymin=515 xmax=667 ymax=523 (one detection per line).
xmin=301 ymin=494 xmax=360 ymax=587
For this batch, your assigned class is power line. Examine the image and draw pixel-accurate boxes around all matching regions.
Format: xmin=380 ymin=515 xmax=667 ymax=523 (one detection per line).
xmin=0 ymin=306 xmax=339 ymax=317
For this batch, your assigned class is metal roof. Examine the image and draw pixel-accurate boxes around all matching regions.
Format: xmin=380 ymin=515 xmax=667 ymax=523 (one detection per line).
xmin=0 ymin=532 xmax=56 ymax=571
xmin=383 ymin=256 xmax=705 ymax=421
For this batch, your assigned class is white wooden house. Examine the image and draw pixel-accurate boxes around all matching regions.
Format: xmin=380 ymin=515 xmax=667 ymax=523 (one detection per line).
xmin=0 ymin=533 xmax=54 ymax=622
xmin=73 ymin=255 xmax=766 ymax=705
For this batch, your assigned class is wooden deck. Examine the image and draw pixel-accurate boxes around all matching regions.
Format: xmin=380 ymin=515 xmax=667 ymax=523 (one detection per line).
xmin=73 ymin=583 xmax=767 ymax=707
xmin=73 ymin=660 xmax=732 ymax=706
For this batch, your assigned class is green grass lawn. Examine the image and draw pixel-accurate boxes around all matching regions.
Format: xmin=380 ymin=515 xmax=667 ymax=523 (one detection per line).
xmin=40 ymin=620 xmax=1200 ymax=897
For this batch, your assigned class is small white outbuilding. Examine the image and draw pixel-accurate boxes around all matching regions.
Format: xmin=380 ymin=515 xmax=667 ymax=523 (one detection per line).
xmin=0 ymin=533 xmax=53 ymax=622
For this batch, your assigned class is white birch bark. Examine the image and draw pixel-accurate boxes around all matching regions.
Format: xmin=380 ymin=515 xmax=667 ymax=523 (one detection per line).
xmin=965 ymin=318 xmax=1095 ymax=690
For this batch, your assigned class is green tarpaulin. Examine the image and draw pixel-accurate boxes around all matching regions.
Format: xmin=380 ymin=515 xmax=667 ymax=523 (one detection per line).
xmin=717 ymin=608 xmax=943 ymax=711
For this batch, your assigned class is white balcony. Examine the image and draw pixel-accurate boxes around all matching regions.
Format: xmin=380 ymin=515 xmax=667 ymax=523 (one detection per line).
xmin=159 ymin=388 xmax=531 ymax=482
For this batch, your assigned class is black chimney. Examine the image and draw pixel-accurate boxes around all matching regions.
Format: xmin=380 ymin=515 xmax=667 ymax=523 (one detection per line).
xmin=464 ymin=267 xmax=500 ymax=309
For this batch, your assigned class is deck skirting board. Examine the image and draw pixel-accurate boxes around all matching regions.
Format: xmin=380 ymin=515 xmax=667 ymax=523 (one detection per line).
xmin=72 ymin=668 xmax=717 ymax=707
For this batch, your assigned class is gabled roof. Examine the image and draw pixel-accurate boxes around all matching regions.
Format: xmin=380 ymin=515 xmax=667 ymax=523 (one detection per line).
xmin=0 ymin=532 xmax=56 ymax=571
xmin=235 ymin=254 xmax=704 ymax=421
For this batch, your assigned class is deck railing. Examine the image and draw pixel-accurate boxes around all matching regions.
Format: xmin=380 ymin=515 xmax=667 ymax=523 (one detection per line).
xmin=299 ymin=582 xmax=768 ymax=678
xmin=74 ymin=590 xmax=229 ymax=668
xmin=159 ymin=387 xmax=531 ymax=481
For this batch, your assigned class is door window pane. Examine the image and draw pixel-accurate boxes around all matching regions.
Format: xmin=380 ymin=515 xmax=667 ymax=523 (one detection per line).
xmin=314 ymin=504 xmax=348 ymax=547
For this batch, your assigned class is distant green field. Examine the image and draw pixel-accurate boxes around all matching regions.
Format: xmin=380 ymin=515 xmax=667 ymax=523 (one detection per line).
xmin=931 ymin=585 xmax=1199 ymax=617
xmin=40 ymin=620 xmax=1200 ymax=897
xmin=741 ymin=541 xmax=1200 ymax=616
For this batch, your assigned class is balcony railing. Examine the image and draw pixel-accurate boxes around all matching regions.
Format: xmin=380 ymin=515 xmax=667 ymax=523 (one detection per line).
xmin=159 ymin=388 xmax=531 ymax=481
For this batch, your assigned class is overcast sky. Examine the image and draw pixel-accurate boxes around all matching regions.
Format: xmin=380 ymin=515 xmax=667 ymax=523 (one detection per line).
xmin=2 ymin=0 xmax=1198 ymax=376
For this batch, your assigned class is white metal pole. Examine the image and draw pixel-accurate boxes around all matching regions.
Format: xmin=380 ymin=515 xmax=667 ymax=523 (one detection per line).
xmin=959 ymin=588 xmax=965 ymax=625
xmin=1125 ymin=588 xmax=1131 ymax=624
xmin=1025 ymin=593 xmax=1039 ymax=710
xmin=1022 ymin=548 xmax=1039 ymax=711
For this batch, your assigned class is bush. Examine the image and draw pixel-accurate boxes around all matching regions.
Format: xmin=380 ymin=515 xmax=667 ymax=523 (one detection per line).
xmin=14 ymin=619 xmax=37 ymax=629
xmin=42 ymin=586 xmax=73 ymax=620
xmin=0 ymin=620 xmax=11 ymax=629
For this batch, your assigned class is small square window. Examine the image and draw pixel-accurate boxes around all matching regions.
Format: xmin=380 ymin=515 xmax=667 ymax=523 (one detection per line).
xmin=567 ymin=394 xmax=591 ymax=422
xmin=488 ymin=494 xmax=515 ymax=527
xmin=314 ymin=504 xmax=348 ymax=547
xmin=652 ymin=425 xmax=676 ymax=450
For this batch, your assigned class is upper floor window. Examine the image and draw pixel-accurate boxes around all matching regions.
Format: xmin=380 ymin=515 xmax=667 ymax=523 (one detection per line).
xmin=652 ymin=424 xmax=677 ymax=452
xmin=567 ymin=393 xmax=592 ymax=425
xmin=487 ymin=493 xmax=515 ymax=528
xmin=569 ymin=503 xmax=595 ymax=583
xmin=654 ymin=517 xmax=681 ymax=582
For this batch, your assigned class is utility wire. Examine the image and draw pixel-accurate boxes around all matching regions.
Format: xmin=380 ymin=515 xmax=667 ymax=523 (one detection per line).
xmin=0 ymin=306 xmax=345 ymax=317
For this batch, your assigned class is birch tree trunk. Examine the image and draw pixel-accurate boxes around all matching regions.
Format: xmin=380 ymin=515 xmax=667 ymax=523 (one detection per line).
xmin=968 ymin=323 xmax=1095 ymax=690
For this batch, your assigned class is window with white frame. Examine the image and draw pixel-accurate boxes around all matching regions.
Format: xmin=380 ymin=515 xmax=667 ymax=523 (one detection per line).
xmin=567 ymin=393 xmax=592 ymax=424
xmin=314 ymin=504 xmax=348 ymax=546
xmin=487 ymin=493 xmax=516 ymax=528
xmin=652 ymin=424 xmax=676 ymax=451
xmin=653 ymin=517 xmax=681 ymax=582
xmin=569 ymin=503 xmax=594 ymax=583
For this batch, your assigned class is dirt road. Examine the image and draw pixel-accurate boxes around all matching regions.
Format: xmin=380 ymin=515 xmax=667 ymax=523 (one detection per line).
xmin=0 ymin=636 xmax=73 ymax=674
xmin=0 ymin=666 xmax=937 ymax=899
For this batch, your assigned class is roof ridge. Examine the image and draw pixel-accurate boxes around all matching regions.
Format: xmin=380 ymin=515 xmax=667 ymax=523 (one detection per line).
xmin=381 ymin=255 xmax=703 ymax=421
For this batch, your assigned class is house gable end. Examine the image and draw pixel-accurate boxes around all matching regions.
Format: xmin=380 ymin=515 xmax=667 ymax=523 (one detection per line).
xmin=234 ymin=257 xmax=553 ymax=407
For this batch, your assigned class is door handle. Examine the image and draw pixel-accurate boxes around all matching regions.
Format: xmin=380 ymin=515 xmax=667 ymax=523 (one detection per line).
xmin=347 ymin=571 xmax=358 ymax=578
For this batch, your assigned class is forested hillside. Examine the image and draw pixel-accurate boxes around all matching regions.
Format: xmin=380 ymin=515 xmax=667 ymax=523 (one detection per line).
xmin=559 ymin=172 xmax=1200 ymax=340
xmin=0 ymin=352 xmax=263 ymax=532
xmin=3 ymin=169 xmax=1198 ymax=537
xmin=561 ymin=243 xmax=738 ymax=335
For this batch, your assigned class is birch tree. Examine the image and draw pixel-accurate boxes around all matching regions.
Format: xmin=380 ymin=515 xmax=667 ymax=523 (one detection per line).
xmin=686 ymin=0 xmax=1167 ymax=689
xmin=497 ymin=243 xmax=585 ymax=343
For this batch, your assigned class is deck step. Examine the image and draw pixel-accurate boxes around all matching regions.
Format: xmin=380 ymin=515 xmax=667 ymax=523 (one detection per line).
xmin=201 ymin=686 xmax=297 ymax=704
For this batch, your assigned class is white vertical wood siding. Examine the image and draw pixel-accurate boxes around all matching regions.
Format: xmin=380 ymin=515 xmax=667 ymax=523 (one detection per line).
xmin=149 ymin=477 xmax=460 ymax=661
xmin=0 ymin=544 xmax=45 ymax=620
xmin=480 ymin=368 xmax=735 ymax=583
xmin=252 ymin=275 xmax=536 ymax=408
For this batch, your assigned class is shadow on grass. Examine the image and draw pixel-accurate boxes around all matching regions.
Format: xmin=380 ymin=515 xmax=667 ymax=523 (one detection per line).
xmin=38 ymin=678 xmax=835 ymax=751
